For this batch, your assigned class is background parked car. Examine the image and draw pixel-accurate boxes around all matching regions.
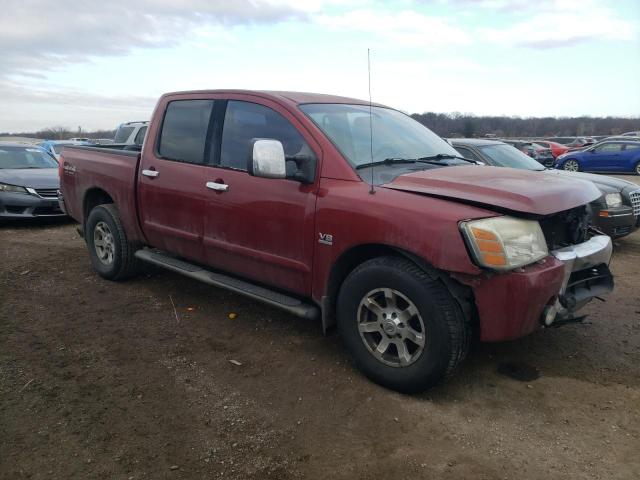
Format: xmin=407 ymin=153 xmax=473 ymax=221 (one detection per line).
xmin=556 ymin=140 xmax=640 ymax=175
xmin=451 ymin=138 xmax=640 ymax=238
xmin=40 ymin=140 xmax=91 ymax=161
xmin=113 ymin=121 xmax=148 ymax=147
xmin=498 ymin=139 xmax=555 ymax=166
xmin=0 ymin=142 xmax=65 ymax=219
xmin=532 ymin=140 xmax=569 ymax=159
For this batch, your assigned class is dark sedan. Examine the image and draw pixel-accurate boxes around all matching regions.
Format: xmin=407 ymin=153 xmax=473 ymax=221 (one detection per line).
xmin=450 ymin=138 xmax=639 ymax=239
xmin=0 ymin=143 xmax=65 ymax=219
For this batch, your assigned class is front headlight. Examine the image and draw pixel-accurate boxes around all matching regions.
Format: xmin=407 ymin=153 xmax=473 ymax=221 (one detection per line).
xmin=605 ymin=193 xmax=622 ymax=208
xmin=460 ymin=216 xmax=549 ymax=271
xmin=0 ymin=182 xmax=29 ymax=194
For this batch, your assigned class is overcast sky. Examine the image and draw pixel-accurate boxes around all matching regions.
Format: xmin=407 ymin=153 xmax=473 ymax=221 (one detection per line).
xmin=1 ymin=0 xmax=639 ymax=132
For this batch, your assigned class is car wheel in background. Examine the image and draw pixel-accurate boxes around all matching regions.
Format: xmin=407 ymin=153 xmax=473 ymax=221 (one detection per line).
xmin=635 ymin=162 xmax=640 ymax=175
xmin=85 ymin=204 xmax=140 ymax=280
xmin=337 ymin=256 xmax=471 ymax=393
xmin=563 ymin=159 xmax=580 ymax=172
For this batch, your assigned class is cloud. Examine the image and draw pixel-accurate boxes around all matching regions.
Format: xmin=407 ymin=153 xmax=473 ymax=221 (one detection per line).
xmin=0 ymin=0 xmax=313 ymax=78
xmin=438 ymin=0 xmax=639 ymax=48
xmin=315 ymin=9 xmax=470 ymax=46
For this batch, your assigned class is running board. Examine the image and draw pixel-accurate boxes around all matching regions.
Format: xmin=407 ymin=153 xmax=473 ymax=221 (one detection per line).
xmin=135 ymin=249 xmax=320 ymax=320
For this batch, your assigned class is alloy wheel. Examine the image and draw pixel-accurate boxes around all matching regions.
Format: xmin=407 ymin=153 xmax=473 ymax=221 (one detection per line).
xmin=93 ymin=221 xmax=115 ymax=265
xmin=564 ymin=159 xmax=580 ymax=172
xmin=356 ymin=288 xmax=426 ymax=367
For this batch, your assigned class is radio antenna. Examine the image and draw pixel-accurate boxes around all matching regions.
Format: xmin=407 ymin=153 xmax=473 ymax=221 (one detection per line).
xmin=367 ymin=48 xmax=375 ymax=194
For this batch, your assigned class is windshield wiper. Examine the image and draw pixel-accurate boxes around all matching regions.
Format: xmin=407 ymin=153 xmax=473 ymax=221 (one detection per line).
xmin=416 ymin=154 xmax=479 ymax=164
xmin=355 ymin=158 xmax=419 ymax=169
xmin=356 ymin=154 xmax=481 ymax=170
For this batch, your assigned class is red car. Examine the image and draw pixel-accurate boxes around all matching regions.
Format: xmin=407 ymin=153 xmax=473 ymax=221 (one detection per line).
xmin=58 ymin=90 xmax=613 ymax=392
xmin=534 ymin=140 xmax=569 ymax=158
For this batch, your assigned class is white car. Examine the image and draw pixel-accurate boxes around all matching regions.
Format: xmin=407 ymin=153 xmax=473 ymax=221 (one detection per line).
xmin=113 ymin=121 xmax=149 ymax=147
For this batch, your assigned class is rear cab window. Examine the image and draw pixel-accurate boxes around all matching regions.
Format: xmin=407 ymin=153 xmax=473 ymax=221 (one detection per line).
xmin=114 ymin=126 xmax=135 ymax=143
xmin=158 ymin=100 xmax=215 ymax=164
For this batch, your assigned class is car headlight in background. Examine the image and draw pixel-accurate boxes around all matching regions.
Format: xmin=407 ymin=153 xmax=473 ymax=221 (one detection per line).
xmin=0 ymin=182 xmax=29 ymax=194
xmin=460 ymin=216 xmax=549 ymax=271
xmin=605 ymin=193 xmax=622 ymax=208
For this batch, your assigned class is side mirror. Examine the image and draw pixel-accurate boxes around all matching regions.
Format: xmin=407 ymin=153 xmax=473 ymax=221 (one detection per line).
xmin=249 ymin=139 xmax=286 ymax=179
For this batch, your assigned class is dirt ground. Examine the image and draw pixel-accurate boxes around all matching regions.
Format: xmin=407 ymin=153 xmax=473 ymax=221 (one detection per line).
xmin=1 ymin=189 xmax=639 ymax=479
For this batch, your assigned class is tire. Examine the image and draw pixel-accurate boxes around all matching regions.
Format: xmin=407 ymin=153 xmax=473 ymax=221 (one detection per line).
xmin=635 ymin=162 xmax=640 ymax=175
xmin=337 ymin=256 xmax=470 ymax=393
xmin=85 ymin=204 xmax=140 ymax=280
xmin=563 ymin=159 xmax=580 ymax=172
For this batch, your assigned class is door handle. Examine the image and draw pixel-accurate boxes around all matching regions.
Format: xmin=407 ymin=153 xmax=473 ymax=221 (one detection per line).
xmin=142 ymin=169 xmax=159 ymax=178
xmin=206 ymin=181 xmax=229 ymax=192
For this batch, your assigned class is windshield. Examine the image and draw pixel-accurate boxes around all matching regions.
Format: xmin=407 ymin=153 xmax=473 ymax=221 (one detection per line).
xmin=299 ymin=104 xmax=458 ymax=168
xmin=52 ymin=144 xmax=67 ymax=154
xmin=114 ymin=126 xmax=135 ymax=143
xmin=479 ymin=144 xmax=544 ymax=171
xmin=0 ymin=146 xmax=58 ymax=169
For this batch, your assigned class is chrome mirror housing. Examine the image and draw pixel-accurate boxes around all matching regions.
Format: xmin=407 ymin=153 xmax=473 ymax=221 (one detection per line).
xmin=249 ymin=139 xmax=286 ymax=179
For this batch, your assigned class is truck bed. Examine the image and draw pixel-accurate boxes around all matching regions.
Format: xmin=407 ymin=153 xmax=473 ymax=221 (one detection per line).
xmin=59 ymin=145 xmax=146 ymax=243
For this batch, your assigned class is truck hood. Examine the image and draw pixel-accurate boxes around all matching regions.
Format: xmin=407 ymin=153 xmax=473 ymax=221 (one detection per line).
xmin=381 ymin=165 xmax=601 ymax=216
xmin=0 ymin=168 xmax=60 ymax=189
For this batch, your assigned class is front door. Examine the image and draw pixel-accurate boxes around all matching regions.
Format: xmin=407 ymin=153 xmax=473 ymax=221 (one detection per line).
xmin=201 ymin=98 xmax=321 ymax=296
xmin=584 ymin=142 xmax=623 ymax=171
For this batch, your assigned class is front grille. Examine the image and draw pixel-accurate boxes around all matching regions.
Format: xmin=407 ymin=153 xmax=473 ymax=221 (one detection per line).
xmin=630 ymin=190 xmax=640 ymax=217
xmin=35 ymin=188 xmax=59 ymax=198
xmin=539 ymin=205 xmax=590 ymax=250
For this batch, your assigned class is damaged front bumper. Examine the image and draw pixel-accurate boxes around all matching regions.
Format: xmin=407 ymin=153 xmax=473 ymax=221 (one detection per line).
xmin=544 ymin=235 xmax=614 ymax=325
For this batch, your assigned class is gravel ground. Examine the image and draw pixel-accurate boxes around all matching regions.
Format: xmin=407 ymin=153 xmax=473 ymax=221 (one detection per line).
xmin=1 ymin=184 xmax=639 ymax=479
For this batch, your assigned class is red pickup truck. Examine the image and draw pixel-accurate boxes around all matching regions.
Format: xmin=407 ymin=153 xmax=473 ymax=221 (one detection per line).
xmin=59 ymin=90 xmax=614 ymax=392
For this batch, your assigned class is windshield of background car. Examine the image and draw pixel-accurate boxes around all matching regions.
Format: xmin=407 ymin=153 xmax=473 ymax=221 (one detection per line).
xmin=0 ymin=146 xmax=59 ymax=169
xmin=479 ymin=144 xmax=544 ymax=171
xmin=299 ymin=104 xmax=459 ymax=168
xmin=114 ymin=126 xmax=135 ymax=143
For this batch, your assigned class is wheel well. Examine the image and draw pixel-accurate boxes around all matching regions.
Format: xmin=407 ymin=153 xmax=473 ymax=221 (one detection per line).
xmin=83 ymin=188 xmax=114 ymax=221
xmin=321 ymin=244 xmax=477 ymax=334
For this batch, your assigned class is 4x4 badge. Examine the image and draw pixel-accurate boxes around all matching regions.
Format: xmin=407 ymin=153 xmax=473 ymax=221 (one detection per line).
xmin=318 ymin=233 xmax=333 ymax=246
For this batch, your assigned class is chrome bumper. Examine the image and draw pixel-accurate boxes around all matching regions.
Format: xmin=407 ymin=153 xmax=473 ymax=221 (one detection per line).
xmin=546 ymin=235 xmax=614 ymax=324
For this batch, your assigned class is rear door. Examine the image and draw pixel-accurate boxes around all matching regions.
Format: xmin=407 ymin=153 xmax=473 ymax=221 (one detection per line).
xmin=621 ymin=143 xmax=640 ymax=172
xmin=200 ymin=97 xmax=321 ymax=296
xmin=137 ymin=98 xmax=216 ymax=262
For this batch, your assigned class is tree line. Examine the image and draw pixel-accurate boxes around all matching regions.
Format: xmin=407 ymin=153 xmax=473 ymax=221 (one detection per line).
xmin=410 ymin=113 xmax=640 ymax=138
xmin=0 ymin=126 xmax=116 ymax=140
xmin=2 ymin=114 xmax=640 ymax=141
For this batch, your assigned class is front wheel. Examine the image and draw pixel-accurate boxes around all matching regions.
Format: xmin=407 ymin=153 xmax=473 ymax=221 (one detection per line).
xmin=563 ymin=159 xmax=580 ymax=172
xmin=86 ymin=204 xmax=140 ymax=280
xmin=337 ymin=256 xmax=470 ymax=393
xmin=635 ymin=162 xmax=640 ymax=175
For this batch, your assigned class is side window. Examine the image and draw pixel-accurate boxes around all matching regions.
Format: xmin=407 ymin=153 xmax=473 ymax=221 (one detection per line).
xmin=220 ymin=101 xmax=313 ymax=171
xmin=454 ymin=146 xmax=482 ymax=163
xmin=623 ymin=143 xmax=640 ymax=150
xmin=158 ymin=100 xmax=214 ymax=164
xmin=134 ymin=126 xmax=148 ymax=146
xmin=594 ymin=143 xmax=622 ymax=153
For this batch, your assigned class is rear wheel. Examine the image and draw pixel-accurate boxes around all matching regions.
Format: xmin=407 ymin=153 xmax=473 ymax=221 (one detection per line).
xmin=563 ymin=159 xmax=580 ymax=172
xmin=86 ymin=204 xmax=140 ymax=280
xmin=337 ymin=256 xmax=470 ymax=393
xmin=635 ymin=162 xmax=640 ymax=175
